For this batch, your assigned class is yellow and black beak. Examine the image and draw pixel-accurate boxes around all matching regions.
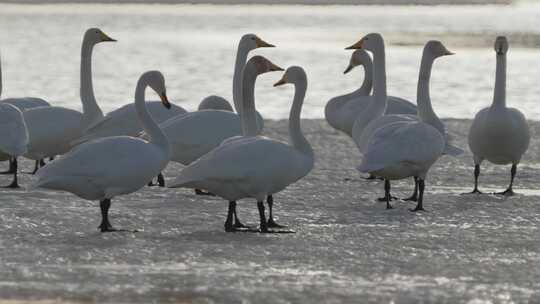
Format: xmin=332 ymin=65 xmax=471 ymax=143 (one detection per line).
xmin=269 ymin=62 xmax=284 ymax=72
xmin=274 ymin=75 xmax=287 ymax=87
xmin=445 ymin=50 xmax=455 ymax=56
xmin=256 ymin=37 xmax=275 ymax=48
xmin=100 ymin=31 xmax=117 ymax=42
xmin=343 ymin=64 xmax=354 ymax=74
xmin=345 ymin=39 xmax=363 ymax=50
xmin=160 ymin=92 xmax=171 ymax=109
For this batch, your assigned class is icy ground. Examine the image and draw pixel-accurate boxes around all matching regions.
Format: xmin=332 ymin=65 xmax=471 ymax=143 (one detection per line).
xmin=1 ymin=119 xmax=540 ymax=303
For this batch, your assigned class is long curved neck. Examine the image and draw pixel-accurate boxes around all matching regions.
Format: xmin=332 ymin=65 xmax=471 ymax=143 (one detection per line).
xmin=80 ymin=38 xmax=104 ymax=130
xmin=135 ymin=80 xmax=168 ymax=148
xmin=417 ymin=50 xmax=438 ymax=122
xmin=289 ymin=79 xmax=312 ymax=156
xmin=240 ymin=64 xmax=259 ymax=137
xmin=365 ymin=44 xmax=387 ymax=117
xmin=0 ymin=53 xmax=3 ymax=98
xmin=491 ymin=53 xmax=507 ymax=109
xmin=355 ymin=59 xmax=373 ymax=96
xmin=232 ymin=42 xmax=250 ymax=115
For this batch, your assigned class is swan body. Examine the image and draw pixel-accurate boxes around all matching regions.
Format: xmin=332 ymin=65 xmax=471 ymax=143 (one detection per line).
xmin=198 ymin=95 xmax=234 ymax=112
xmin=467 ymin=37 xmax=529 ymax=195
xmin=32 ymin=71 xmax=171 ymax=232
xmin=325 ymin=49 xmax=416 ymax=137
xmin=2 ymin=98 xmax=50 ymax=111
xmin=171 ymin=58 xmax=313 ymax=233
xmin=0 ymin=103 xmax=28 ymax=157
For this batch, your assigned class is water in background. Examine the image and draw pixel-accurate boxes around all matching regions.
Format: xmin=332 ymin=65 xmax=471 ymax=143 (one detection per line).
xmin=0 ymin=2 xmax=540 ymax=119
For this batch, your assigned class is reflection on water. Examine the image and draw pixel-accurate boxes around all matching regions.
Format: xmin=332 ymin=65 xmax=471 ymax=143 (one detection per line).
xmin=0 ymin=3 xmax=540 ymax=119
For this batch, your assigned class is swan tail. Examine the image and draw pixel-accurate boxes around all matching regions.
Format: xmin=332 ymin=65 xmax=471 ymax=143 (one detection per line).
xmin=356 ymin=160 xmax=385 ymax=174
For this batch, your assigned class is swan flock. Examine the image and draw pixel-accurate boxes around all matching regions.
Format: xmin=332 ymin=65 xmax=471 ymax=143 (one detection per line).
xmin=0 ymin=28 xmax=529 ymax=234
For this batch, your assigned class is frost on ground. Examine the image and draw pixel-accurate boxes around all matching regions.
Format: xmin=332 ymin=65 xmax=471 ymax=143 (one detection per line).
xmin=1 ymin=119 xmax=540 ymax=303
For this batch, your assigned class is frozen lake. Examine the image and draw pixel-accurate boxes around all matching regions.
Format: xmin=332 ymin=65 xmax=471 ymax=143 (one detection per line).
xmin=1 ymin=119 xmax=540 ymax=302
xmin=1 ymin=3 xmax=540 ymax=119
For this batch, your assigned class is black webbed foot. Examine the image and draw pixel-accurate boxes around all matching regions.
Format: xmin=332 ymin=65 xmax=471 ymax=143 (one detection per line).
xmin=195 ymin=189 xmax=216 ymax=196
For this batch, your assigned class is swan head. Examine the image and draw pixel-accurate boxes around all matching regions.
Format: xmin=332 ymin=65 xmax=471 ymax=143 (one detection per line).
xmin=344 ymin=49 xmax=371 ymax=74
xmin=274 ymin=66 xmax=307 ymax=87
xmin=425 ymin=40 xmax=454 ymax=58
xmin=345 ymin=33 xmax=383 ymax=53
xmin=84 ymin=28 xmax=116 ymax=44
xmin=241 ymin=34 xmax=275 ymax=51
xmin=198 ymin=95 xmax=234 ymax=112
xmin=248 ymin=55 xmax=284 ymax=76
xmin=142 ymin=71 xmax=170 ymax=109
xmin=494 ymin=36 xmax=508 ymax=55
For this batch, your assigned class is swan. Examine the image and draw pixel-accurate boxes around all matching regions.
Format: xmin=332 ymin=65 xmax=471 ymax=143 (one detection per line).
xmin=353 ymin=38 xmax=453 ymax=211
xmin=170 ymin=58 xmax=313 ymax=233
xmin=347 ymin=36 xmax=462 ymax=200
xmin=31 ymin=71 xmax=171 ymax=232
xmin=142 ymin=34 xmax=271 ymax=189
xmin=21 ymin=28 xmax=116 ymax=167
xmin=0 ymin=52 xmax=50 ymax=174
xmin=467 ymin=36 xmax=530 ymax=195
xmin=325 ymin=49 xmax=416 ymax=137
xmin=0 ymin=103 xmax=28 ymax=188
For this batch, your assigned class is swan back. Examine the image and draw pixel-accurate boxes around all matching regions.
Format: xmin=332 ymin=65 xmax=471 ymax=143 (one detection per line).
xmin=198 ymin=95 xmax=234 ymax=112
xmin=0 ymin=103 xmax=28 ymax=156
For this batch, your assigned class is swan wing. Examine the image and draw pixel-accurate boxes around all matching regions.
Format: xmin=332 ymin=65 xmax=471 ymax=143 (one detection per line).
xmin=0 ymin=104 xmax=28 ymax=156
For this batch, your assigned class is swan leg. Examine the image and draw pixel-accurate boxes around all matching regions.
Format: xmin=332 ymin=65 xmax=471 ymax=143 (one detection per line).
xmin=410 ymin=179 xmax=426 ymax=212
xmin=4 ymin=158 xmax=20 ymax=189
xmin=232 ymin=202 xmax=250 ymax=229
xmin=257 ymin=201 xmax=269 ymax=233
xmin=29 ymin=160 xmax=40 ymax=175
xmin=496 ymin=164 xmax=516 ymax=196
xmin=266 ymin=195 xmax=287 ymax=228
xmin=157 ymin=173 xmax=165 ymax=187
xmin=465 ymin=164 xmax=483 ymax=194
xmin=39 ymin=159 xmax=46 ymax=167
xmin=98 ymin=199 xmax=116 ymax=232
xmin=403 ymin=177 xmax=419 ymax=202
xmin=195 ymin=189 xmax=216 ymax=196
xmin=224 ymin=201 xmax=238 ymax=232
xmin=377 ymin=192 xmax=399 ymax=202
xmin=384 ymin=179 xmax=393 ymax=210
xmin=0 ymin=159 xmax=16 ymax=175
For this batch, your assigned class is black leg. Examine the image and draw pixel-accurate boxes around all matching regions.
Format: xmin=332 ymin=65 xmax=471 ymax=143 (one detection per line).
xmin=157 ymin=173 xmax=165 ymax=187
xmin=465 ymin=164 xmax=482 ymax=194
xmin=496 ymin=164 xmax=516 ymax=196
xmin=195 ymin=189 xmax=216 ymax=196
xmin=232 ymin=201 xmax=249 ymax=228
xmin=266 ymin=195 xmax=287 ymax=228
xmin=49 ymin=156 xmax=54 ymax=161
xmin=224 ymin=201 xmax=236 ymax=232
xmin=410 ymin=179 xmax=426 ymax=212
xmin=98 ymin=199 xmax=116 ymax=232
xmin=384 ymin=179 xmax=393 ymax=210
xmin=30 ymin=160 xmax=40 ymax=175
xmin=257 ymin=201 xmax=268 ymax=233
xmin=4 ymin=158 xmax=19 ymax=188
xmin=404 ymin=176 xmax=419 ymax=201
xmin=0 ymin=158 xmax=16 ymax=175
xmin=39 ymin=159 xmax=46 ymax=167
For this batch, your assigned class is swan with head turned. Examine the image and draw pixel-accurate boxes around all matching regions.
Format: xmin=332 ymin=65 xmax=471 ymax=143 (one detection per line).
xmin=354 ymin=38 xmax=456 ymax=211
xmin=143 ymin=34 xmax=273 ymax=189
xmin=325 ymin=49 xmax=416 ymax=137
xmin=466 ymin=36 xmax=529 ymax=196
xmin=31 ymin=71 xmax=171 ymax=232
xmin=169 ymin=58 xmax=313 ymax=233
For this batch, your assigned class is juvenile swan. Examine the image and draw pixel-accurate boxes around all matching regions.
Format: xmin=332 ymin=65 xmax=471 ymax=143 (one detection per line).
xmin=467 ymin=36 xmax=530 ymax=195
xmin=32 ymin=71 xmax=171 ymax=232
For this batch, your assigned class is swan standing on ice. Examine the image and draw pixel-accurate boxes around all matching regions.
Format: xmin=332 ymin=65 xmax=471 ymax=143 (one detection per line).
xmin=351 ymin=35 xmax=454 ymax=211
xmin=170 ymin=58 xmax=314 ymax=233
xmin=32 ymin=71 xmax=171 ymax=232
xmin=0 ymin=104 xmax=28 ymax=188
xmin=325 ymin=49 xmax=416 ymax=137
xmin=144 ymin=34 xmax=271 ymax=190
xmin=467 ymin=36 xmax=530 ymax=195
xmin=0 ymin=52 xmax=50 ymax=175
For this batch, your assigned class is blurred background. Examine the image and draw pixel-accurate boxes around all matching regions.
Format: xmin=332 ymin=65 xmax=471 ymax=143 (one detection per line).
xmin=0 ymin=0 xmax=537 ymax=119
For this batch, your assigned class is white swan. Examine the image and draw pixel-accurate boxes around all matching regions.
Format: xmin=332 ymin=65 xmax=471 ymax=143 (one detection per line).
xmin=170 ymin=59 xmax=313 ymax=233
xmin=467 ymin=36 xmax=530 ymax=195
xmin=32 ymin=71 xmax=171 ymax=232
xmin=143 ymin=34 xmax=271 ymax=189
xmin=22 ymin=28 xmax=116 ymax=164
xmin=354 ymin=38 xmax=454 ymax=211
xmin=198 ymin=95 xmax=234 ymax=112
xmin=325 ymin=49 xmax=416 ymax=137
xmin=0 ymin=103 xmax=28 ymax=188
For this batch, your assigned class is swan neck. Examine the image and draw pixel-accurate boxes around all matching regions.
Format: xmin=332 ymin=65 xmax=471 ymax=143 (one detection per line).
xmin=240 ymin=64 xmax=259 ymax=137
xmin=358 ymin=58 xmax=373 ymax=96
xmin=80 ymin=38 xmax=104 ymax=130
xmin=492 ymin=54 xmax=506 ymax=109
xmin=135 ymin=79 xmax=169 ymax=149
xmin=417 ymin=51 xmax=438 ymax=122
xmin=233 ymin=42 xmax=250 ymax=115
xmin=289 ymin=79 xmax=312 ymax=156
xmin=371 ymin=44 xmax=388 ymax=114
xmin=0 ymin=53 xmax=3 ymax=97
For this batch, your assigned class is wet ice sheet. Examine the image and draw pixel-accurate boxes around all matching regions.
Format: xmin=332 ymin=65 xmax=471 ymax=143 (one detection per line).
xmin=1 ymin=119 xmax=540 ymax=303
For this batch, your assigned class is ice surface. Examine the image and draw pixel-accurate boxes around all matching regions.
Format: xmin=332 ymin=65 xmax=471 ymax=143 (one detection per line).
xmin=1 ymin=119 xmax=540 ymax=303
